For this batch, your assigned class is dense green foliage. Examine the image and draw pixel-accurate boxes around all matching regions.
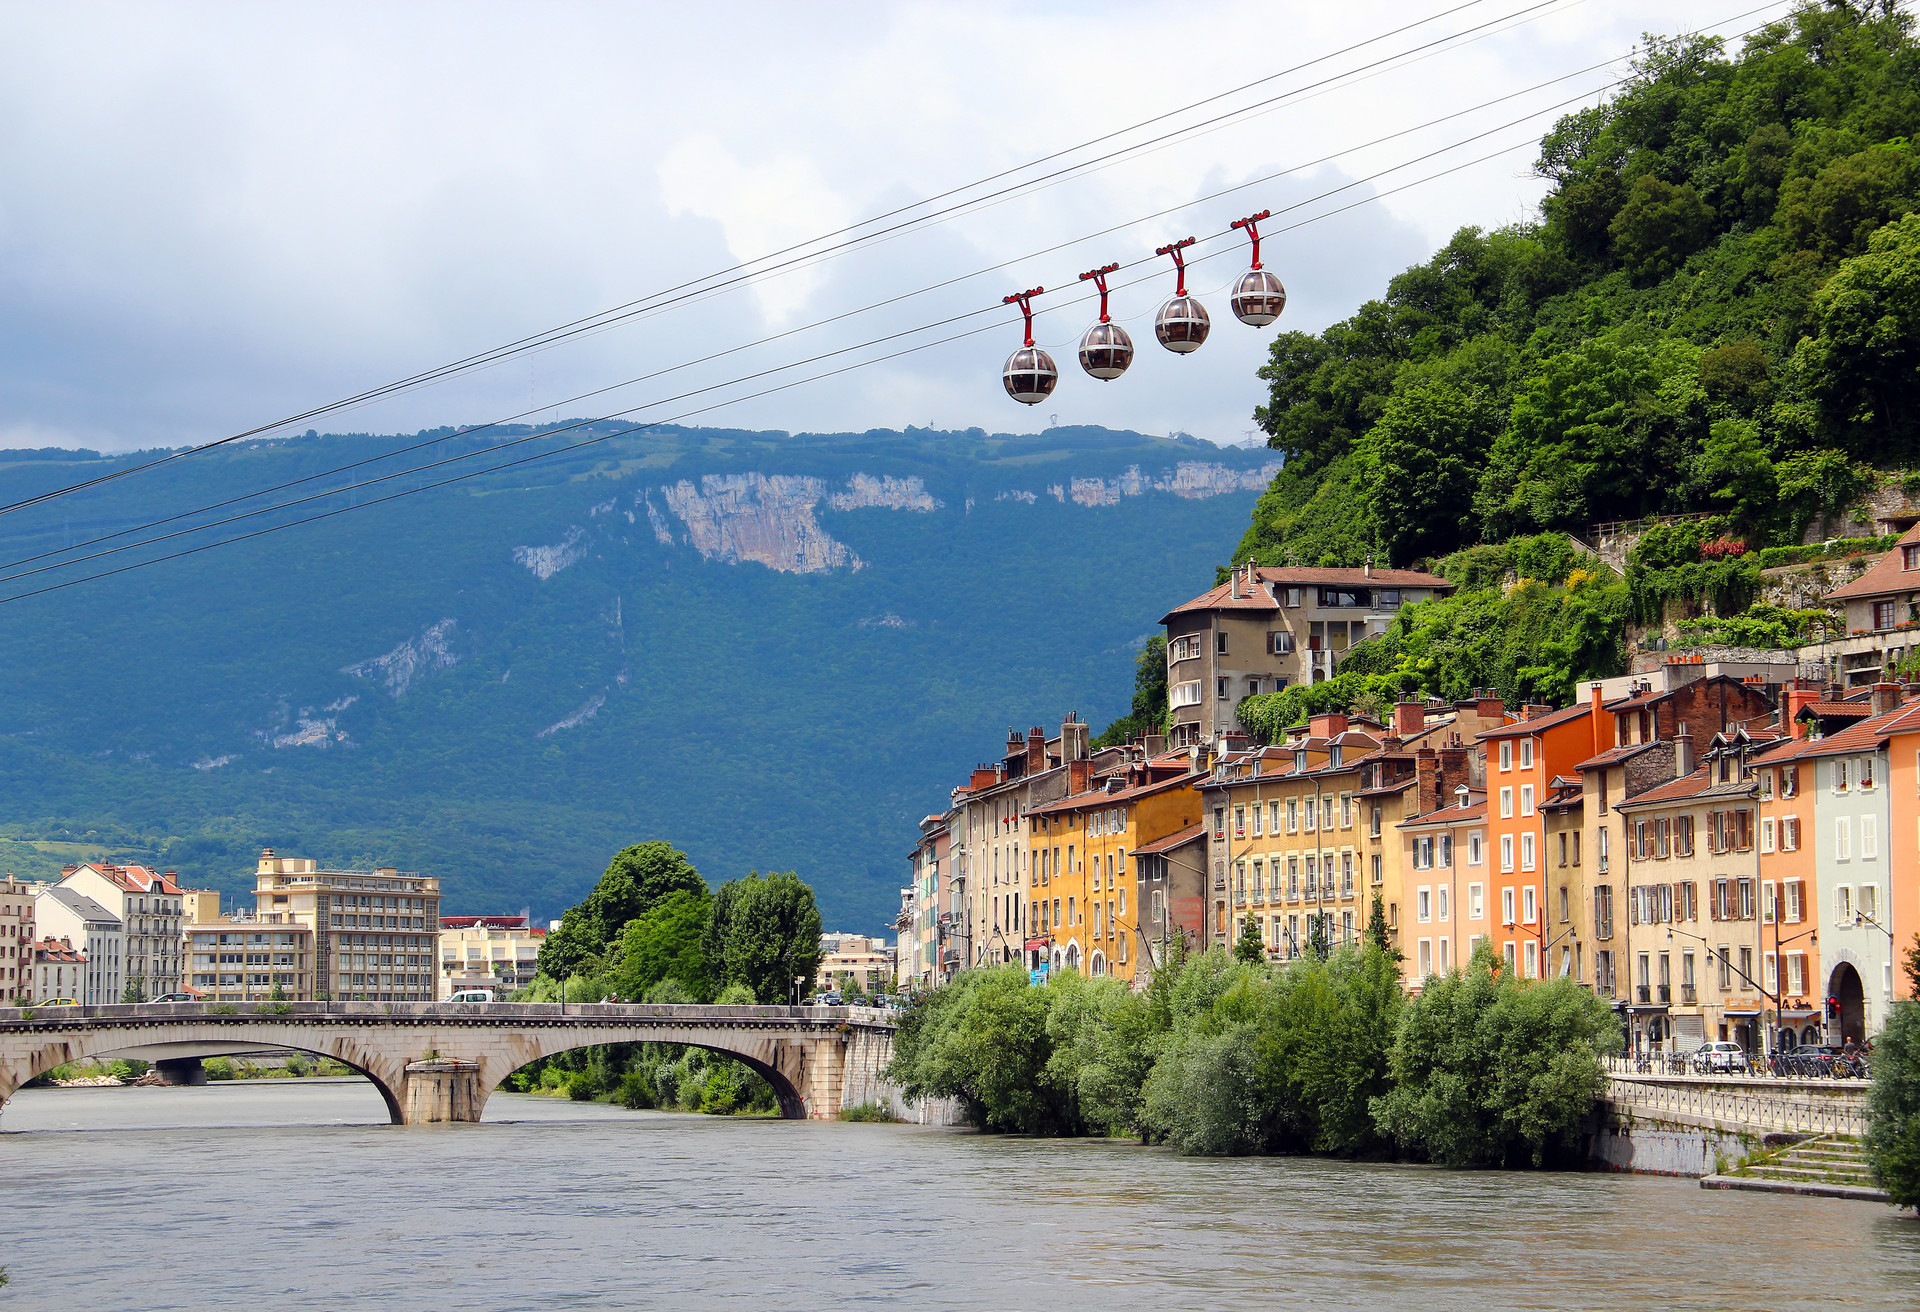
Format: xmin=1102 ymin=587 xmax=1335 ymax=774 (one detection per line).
xmin=1093 ymin=635 xmax=1170 ymax=748
xmin=1867 ymin=1001 xmax=1920 ymax=1206
xmin=1373 ymin=945 xmax=1622 ymax=1167
xmin=0 ymin=424 xmax=1275 ymax=930
xmin=1238 ymin=7 xmax=1920 ymax=572
xmin=706 ymin=870 xmax=825 ymax=1004
xmin=539 ymin=841 xmax=705 ymax=980
xmin=611 ymin=888 xmax=717 ymax=1002
xmin=887 ymin=945 xmax=1609 ymax=1165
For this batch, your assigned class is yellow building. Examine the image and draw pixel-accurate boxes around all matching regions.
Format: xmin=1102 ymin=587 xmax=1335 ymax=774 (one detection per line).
xmin=186 ymin=920 xmax=315 ymax=1001
xmin=816 ymin=933 xmax=895 ymax=995
xmin=437 ymin=916 xmax=545 ymax=999
xmin=1026 ymin=755 xmax=1203 ymax=983
xmin=251 ymin=848 xmax=440 ymax=1002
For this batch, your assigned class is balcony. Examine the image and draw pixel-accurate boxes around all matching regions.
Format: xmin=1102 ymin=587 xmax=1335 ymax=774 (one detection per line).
xmin=1680 ymin=985 xmax=1697 ymax=1004
xmin=1636 ymin=985 xmax=1651 ymax=1004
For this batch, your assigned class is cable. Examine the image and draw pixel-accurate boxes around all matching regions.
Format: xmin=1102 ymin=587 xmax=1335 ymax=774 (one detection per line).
xmin=0 ymin=3 xmax=1794 ymax=599
xmin=0 ymin=45 xmax=1657 ymax=579
xmin=0 ymin=0 xmax=1579 ymax=520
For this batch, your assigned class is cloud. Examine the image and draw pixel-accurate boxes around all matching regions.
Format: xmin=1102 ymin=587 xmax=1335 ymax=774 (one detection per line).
xmin=0 ymin=0 xmax=1747 ymax=453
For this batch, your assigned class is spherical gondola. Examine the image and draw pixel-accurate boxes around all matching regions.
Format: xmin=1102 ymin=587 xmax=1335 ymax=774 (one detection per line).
xmin=1230 ymin=268 xmax=1286 ymax=326
xmin=1078 ymin=320 xmax=1133 ymax=379
xmin=1003 ymin=346 xmax=1058 ymax=404
xmin=1155 ymin=294 xmax=1210 ymax=353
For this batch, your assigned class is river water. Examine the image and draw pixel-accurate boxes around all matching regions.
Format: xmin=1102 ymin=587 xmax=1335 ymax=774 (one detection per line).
xmin=3 ymin=1079 xmax=1918 ymax=1310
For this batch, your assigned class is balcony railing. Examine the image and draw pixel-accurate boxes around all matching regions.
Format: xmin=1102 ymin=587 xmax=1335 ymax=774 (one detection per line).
xmin=1636 ymin=985 xmax=1651 ymax=1003
xmin=1680 ymin=985 xmax=1697 ymax=1004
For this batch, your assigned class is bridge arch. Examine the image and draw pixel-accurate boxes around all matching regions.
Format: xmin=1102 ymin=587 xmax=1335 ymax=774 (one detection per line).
xmin=490 ymin=1033 xmax=809 ymax=1119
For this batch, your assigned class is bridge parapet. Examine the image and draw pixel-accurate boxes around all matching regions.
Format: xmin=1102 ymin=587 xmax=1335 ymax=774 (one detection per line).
xmin=1603 ymin=1073 xmax=1868 ymax=1138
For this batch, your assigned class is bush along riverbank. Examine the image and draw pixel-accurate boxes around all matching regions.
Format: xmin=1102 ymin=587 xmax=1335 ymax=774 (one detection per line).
xmin=886 ymin=941 xmax=1622 ymax=1166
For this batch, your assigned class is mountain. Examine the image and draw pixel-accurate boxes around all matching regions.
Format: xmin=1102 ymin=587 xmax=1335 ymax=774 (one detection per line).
xmin=0 ymin=423 xmax=1277 ymax=930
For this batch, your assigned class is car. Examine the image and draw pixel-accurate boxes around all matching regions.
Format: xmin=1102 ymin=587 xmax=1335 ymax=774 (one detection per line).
xmin=145 ymin=993 xmax=197 ymax=1004
xmin=37 ymin=998 xmax=79 ymax=1007
xmin=1691 ymin=1041 xmax=1746 ymax=1073
xmin=811 ymin=992 xmax=844 ymax=1006
xmin=447 ymin=989 xmax=497 ymax=1004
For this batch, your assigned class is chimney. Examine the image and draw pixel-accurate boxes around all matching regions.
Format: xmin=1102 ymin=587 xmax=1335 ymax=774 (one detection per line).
xmin=1785 ymin=681 xmax=1821 ymax=739
xmin=1673 ymin=723 xmax=1694 ymax=779
xmin=1588 ymin=682 xmax=1606 ymax=759
xmin=1476 ymin=693 xmax=1506 ymax=724
xmin=1144 ymin=733 xmax=1166 ymax=757
xmin=1062 ymin=712 xmax=1089 ymax=763
xmin=1069 ymin=759 xmax=1092 ymax=794
xmin=1364 ymin=555 xmax=1373 ymax=578
xmin=1414 ymin=747 xmax=1441 ymax=815
xmin=1439 ymin=745 xmax=1471 ymax=800
xmin=1026 ymin=726 xmax=1046 ymax=774
xmin=1007 ymin=728 xmax=1024 ymax=758
xmin=970 ymin=765 xmax=998 ymax=791
xmin=1308 ymin=711 xmax=1349 ymax=739
xmin=1393 ymin=700 xmax=1426 ymax=738
xmin=1871 ymin=681 xmax=1901 ymax=717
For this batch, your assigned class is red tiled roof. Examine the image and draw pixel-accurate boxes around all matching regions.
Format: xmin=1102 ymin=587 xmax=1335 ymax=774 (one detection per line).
xmin=1823 ymin=523 xmax=1920 ymax=601
xmin=1399 ymin=798 xmax=1488 ymax=828
xmin=1614 ymin=768 xmax=1716 ymax=809
xmin=72 ymin=863 xmax=184 ymax=896
xmin=1803 ymin=701 xmax=1871 ymax=718
xmin=1131 ymin=823 xmax=1206 ymax=855
xmin=1477 ymin=702 xmax=1589 ymax=739
xmin=34 ymin=937 xmax=86 ymax=963
xmin=1760 ymin=697 xmax=1920 ymax=761
xmin=1160 ymin=564 xmax=1451 ymax=623
xmin=1028 ymin=772 xmax=1200 ymax=816
xmin=1574 ymin=742 xmax=1654 ymax=771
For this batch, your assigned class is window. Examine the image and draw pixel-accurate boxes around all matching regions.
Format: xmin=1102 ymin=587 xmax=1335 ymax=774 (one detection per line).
xmin=1785 ymin=879 xmax=1803 ymax=923
xmin=1834 ymin=759 xmax=1851 ymax=793
xmin=1594 ymin=886 xmax=1614 ymax=939
xmin=1836 ymin=817 xmax=1852 ymax=861
xmin=1759 ymin=769 xmax=1773 ymax=800
xmin=1340 ymin=794 xmax=1353 ymax=828
xmin=1246 ymin=677 xmax=1262 ymax=697
xmin=1437 ymin=887 xmax=1450 ymax=922
xmin=1500 ymin=787 xmax=1514 ymax=818
xmin=1418 ymin=888 xmax=1431 ymax=922
xmin=1418 ymin=939 xmax=1433 ymax=977
xmin=1499 ymin=741 xmax=1512 ymax=772
xmin=1370 ymin=805 xmax=1382 ymax=837
xmin=1270 ymin=631 xmax=1294 ymax=655
xmin=1502 ymin=887 xmax=1515 ymax=925
xmin=1213 ymin=808 xmax=1226 ymax=839
xmin=1837 ymin=885 xmax=1853 ymax=921
xmin=1217 ymin=631 xmax=1229 ymax=655
xmin=1504 ymin=941 xmax=1519 ymax=973
xmin=1172 ymin=681 xmax=1202 ymax=708
xmin=1500 ymin=835 xmax=1515 ymax=872
xmin=1876 ymin=599 xmax=1899 ymax=630
xmin=1269 ymin=801 xmax=1280 ymax=834
xmin=1523 ymin=885 xmax=1538 ymax=924
xmin=1371 ymin=854 xmax=1382 ymax=885
xmin=1234 ymin=807 xmax=1246 ymax=838
xmin=1414 ymin=836 xmax=1433 ymax=870
xmin=1217 ymin=678 xmax=1230 ymax=700
xmin=1760 ymin=817 xmax=1775 ymax=853
xmin=1862 ymin=883 xmax=1879 ymax=921
xmin=1782 ymin=766 xmax=1798 ymax=798
xmin=1520 ymin=738 xmax=1534 ymax=769
xmin=1524 ymin=940 xmax=1538 ymax=979
xmin=1468 ymin=833 xmax=1483 ymax=865
xmin=1782 ymin=816 xmax=1799 ymax=851
xmin=1738 ymin=878 xmax=1756 ymax=921
xmin=1558 ymin=832 xmax=1568 ymax=867
xmin=1559 ymin=885 xmax=1569 ymax=923
xmin=1469 ymin=883 xmax=1484 ymax=920
xmin=1862 ymin=757 xmax=1878 ymax=791
xmin=1520 ymin=784 xmax=1535 ymax=817
xmin=1863 ymin=814 xmax=1879 ymax=859
xmin=1521 ymin=833 xmax=1536 ymax=872
xmin=1287 ymin=799 xmax=1299 ymax=833
xmin=1251 ymin=806 xmax=1263 ymax=838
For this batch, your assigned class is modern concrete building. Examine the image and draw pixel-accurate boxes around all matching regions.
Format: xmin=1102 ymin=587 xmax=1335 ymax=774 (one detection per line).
xmin=0 ymin=876 xmax=36 ymax=1004
xmin=186 ymin=921 xmax=315 ymax=1001
xmin=33 ymin=886 xmax=123 ymax=1005
xmin=252 ymin=849 xmax=440 ymax=1003
xmin=437 ymin=916 xmax=544 ymax=999
xmin=815 ymin=933 xmax=893 ymax=995
xmin=1161 ymin=561 xmax=1453 ymax=748
xmin=54 ymin=864 xmax=180 ymax=997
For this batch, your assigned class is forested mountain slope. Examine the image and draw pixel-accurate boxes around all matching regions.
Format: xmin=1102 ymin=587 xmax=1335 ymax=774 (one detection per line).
xmin=1230 ymin=3 xmax=1920 ymax=733
xmin=0 ymin=424 xmax=1276 ymax=927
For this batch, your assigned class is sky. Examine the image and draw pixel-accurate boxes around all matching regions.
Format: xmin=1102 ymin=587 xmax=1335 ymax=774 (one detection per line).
xmin=0 ymin=0 xmax=1792 ymax=454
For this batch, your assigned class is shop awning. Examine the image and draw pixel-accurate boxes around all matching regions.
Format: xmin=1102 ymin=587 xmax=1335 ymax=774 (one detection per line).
xmin=1722 ymin=1009 xmax=1762 ymax=1018
xmin=1779 ymin=1007 xmax=1819 ymax=1019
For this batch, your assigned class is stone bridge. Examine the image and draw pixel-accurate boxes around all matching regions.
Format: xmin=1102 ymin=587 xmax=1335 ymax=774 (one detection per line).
xmin=0 ymin=1001 xmax=901 ymax=1125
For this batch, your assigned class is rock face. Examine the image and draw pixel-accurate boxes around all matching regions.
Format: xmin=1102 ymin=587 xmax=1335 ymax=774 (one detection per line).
xmin=513 ymin=528 xmax=588 ymax=580
xmin=658 ymin=473 xmax=862 ymax=574
xmin=342 ymin=619 xmax=460 ymax=698
xmin=1054 ymin=461 xmax=1283 ymax=508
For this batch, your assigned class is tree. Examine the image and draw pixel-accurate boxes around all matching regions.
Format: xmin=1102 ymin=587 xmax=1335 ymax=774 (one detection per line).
xmin=885 ymin=967 xmax=1078 ymax=1133
xmin=711 ymin=870 xmax=822 ymax=1004
xmin=1608 ymin=175 xmax=1713 ymax=281
xmin=1372 ymin=942 xmax=1620 ymax=1166
xmin=538 ymin=841 xmax=706 ymax=980
xmin=612 ymin=888 xmax=716 ymax=1002
xmin=1905 ymin=933 xmax=1920 ymax=1001
xmin=121 ymin=974 xmax=146 ymax=1004
xmin=1367 ymin=889 xmax=1400 ymax=962
xmin=1233 ymin=914 xmax=1266 ymax=964
xmin=1866 ymin=1001 xmax=1920 ymax=1206
xmin=1360 ymin=376 xmax=1499 ymax=562
xmin=1795 ymin=213 xmax=1920 ymax=460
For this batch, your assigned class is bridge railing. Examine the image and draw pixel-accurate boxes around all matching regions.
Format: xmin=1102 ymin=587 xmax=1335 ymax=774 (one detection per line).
xmin=1603 ymin=1072 xmax=1868 ymax=1137
xmin=0 ymin=1001 xmax=898 ymax=1026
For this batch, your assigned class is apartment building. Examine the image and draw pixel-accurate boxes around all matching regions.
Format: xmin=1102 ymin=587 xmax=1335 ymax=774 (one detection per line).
xmin=186 ymin=921 xmax=315 ymax=1001
xmin=1132 ymin=822 xmax=1208 ymax=970
xmin=33 ymin=938 xmax=88 ymax=1001
xmin=904 ymin=815 xmax=950 ymax=988
xmin=817 ymin=933 xmax=894 ymax=995
xmin=251 ymin=849 xmax=441 ymax=1002
xmin=55 ymin=863 xmax=184 ymax=997
xmin=34 ymin=886 xmax=123 ymax=1005
xmin=0 ymin=876 xmax=36 ymax=1004
xmin=438 ymin=915 xmax=544 ymax=999
xmin=1479 ymin=703 xmax=1600 ymax=981
xmin=1394 ymin=762 xmax=1491 ymax=984
xmin=1161 ymin=561 xmax=1452 ymax=747
xmin=1026 ymin=743 xmax=1203 ymax=983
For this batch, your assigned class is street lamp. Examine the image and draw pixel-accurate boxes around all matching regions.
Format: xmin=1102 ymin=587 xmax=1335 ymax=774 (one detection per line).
xmin=794 ymin=975 xmax=806 ymax=1007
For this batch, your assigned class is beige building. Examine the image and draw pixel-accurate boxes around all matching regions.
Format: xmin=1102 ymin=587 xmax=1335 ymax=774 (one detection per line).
xmin=252 ymin=849 xmax=440 ymax=1002
xmin=1161 ymin=561 xmax=1453 ymax=747
xmin=33 ymin=937 xmax=88 ymax=1002
xmin=1 ymin=876 xmax=37 ymax=1004
xmin=56 ymin=863 xmax=184 ymax=997
xmin=437 ymin=916 xmax=543 ymax=999
xmin=181 ymin=889 xmax=223 ymax=925
xmin=816 ymin=933 xmax=894 ymax=995
xmin=186 ymin=921 xmax=315 ymax=1001
xmin=34 ymin=886 xmax=123 ymax=1005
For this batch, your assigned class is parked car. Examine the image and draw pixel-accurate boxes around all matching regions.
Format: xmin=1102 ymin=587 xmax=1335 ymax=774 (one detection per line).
xmin=812 ymin=992 xmax=844 ymax=1006
xmin=447 ymin=989 xmax=497 ymax=1004
xmin=38 ymin=998 xmax=79 ymax=1007
xmin=145 ymin=993 xmax=197 ymax=1004
xmin=1690 ymin=1041 xmax=1746 ymax=1073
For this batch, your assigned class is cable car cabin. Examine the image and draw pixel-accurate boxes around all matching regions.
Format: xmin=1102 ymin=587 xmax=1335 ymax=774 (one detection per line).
xmin=1002 ymin=346 xmax=1058 ymax=404
xmin=1230 ymin=269 xmax=1286 ymax=326
xmin=1078 ymin=321 xmax=1133 ymax=380
xmin=1154 ymin=295 xmax=1210 ymax=353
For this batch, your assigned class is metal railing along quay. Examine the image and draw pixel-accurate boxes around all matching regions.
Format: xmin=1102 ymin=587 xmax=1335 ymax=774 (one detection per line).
xmin=1601 ymin=1065 xmax=1868 ymax=1138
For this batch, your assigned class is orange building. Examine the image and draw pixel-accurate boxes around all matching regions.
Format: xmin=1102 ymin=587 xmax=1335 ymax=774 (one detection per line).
xmin=1753 ymin=729 xmax=1824 ymax=1045
xmin=1888 ymin=708 xmax=1920 ymax=1002
xmin=1478 ymin=703 xmax=1596 ymax=979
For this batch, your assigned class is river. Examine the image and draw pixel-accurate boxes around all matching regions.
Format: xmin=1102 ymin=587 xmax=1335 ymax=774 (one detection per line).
xmin=2 ymin=1078 xmax=1916 ymax=1310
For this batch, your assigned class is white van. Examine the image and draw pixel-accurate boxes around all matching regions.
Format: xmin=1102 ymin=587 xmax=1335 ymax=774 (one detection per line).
xmin=447 ymin=988 xmax=496 ymax=1004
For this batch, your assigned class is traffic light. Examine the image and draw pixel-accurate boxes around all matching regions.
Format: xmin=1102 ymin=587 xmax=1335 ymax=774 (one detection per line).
xmin=1826 ymin=995 xmax=1840 ymax=1018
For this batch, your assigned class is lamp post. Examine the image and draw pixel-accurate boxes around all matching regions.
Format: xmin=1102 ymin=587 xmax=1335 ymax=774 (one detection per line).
xmin=1666 ymin=922 xmax=1809 ymax=1058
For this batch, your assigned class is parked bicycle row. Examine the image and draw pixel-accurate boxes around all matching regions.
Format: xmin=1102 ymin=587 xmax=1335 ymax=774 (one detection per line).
xmin=1606 ymin=1042 xmax=1872 ymax=1080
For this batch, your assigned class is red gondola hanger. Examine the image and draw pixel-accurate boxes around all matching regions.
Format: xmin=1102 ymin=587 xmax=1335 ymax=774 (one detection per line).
xmin=1230 ymin=210 xmax=1287 ymax=327
xmin=1001 ymin=287 xmax=1058 ymax=405
xmin=1076 ymin=263 xmax=1133 ymax=381
xmin=1153 ymin=236 xmax=1209 ymax=354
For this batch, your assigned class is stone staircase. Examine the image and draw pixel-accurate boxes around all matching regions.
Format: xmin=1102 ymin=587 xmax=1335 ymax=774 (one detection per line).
xmin=1702 ymin=1134 xmax=1888 ymax=1201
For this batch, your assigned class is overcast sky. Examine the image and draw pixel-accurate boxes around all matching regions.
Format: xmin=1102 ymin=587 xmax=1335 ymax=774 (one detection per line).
xmin=0 ymin=0 xmax=1783 ymax=454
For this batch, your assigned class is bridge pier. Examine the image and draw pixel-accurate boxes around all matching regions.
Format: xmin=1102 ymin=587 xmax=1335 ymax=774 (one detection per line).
xmin=154 ymin=1057 xmax=206 ymax=1086
xmin=402 ymin=1057 xmax=485 ymax=1125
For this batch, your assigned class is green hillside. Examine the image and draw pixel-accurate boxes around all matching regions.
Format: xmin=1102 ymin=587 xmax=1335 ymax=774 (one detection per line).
xmin=0 ymin=424 xmax=1277 ymax=929
xmin=1231 ymin=3 xmax=1920 ymax=732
